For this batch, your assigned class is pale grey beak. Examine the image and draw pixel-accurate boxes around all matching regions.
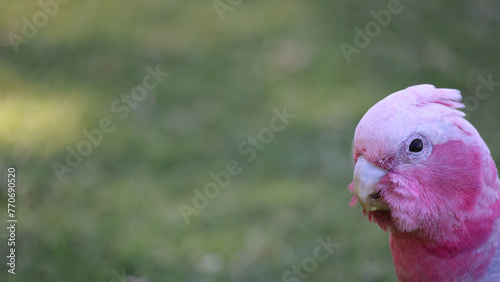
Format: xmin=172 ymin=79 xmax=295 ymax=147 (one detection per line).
xmin=353 ymin=156 xmax=389 ymax=212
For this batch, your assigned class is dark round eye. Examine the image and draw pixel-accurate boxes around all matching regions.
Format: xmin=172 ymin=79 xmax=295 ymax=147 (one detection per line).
xmin=409 ymin=139 xmax=423 ymax=152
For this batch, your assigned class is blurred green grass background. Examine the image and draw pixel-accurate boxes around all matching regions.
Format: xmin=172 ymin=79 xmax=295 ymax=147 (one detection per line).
xmin=0 ymin=0 xmax=500 ymax=281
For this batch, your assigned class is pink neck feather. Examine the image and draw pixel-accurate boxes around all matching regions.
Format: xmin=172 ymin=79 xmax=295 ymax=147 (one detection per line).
xmin=389 ymin=199 xmax=500 ymax=281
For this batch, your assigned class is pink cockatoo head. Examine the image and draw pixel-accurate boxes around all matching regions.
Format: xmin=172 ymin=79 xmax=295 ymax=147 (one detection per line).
xmin=349 ymin=85 xmax=500 ymax=280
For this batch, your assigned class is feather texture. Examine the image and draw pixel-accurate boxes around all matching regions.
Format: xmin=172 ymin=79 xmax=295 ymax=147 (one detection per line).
xmin=350 ymin=84 xmax=500 ymax=281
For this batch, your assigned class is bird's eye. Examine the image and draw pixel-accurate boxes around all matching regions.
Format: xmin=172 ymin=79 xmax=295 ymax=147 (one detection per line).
xmin=409 ymin=139 xmax=423 ymax=152
xmin=400 ymin=134 xmax=432 ymax=164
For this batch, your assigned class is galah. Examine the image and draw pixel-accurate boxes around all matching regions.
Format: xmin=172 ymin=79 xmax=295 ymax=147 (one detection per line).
xmin=349 ymin=84 xmax=500 ymax=281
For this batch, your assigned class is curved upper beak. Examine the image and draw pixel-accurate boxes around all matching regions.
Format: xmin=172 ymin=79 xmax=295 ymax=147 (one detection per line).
xmin=353 ymin=156 xmax=389 ymax=212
